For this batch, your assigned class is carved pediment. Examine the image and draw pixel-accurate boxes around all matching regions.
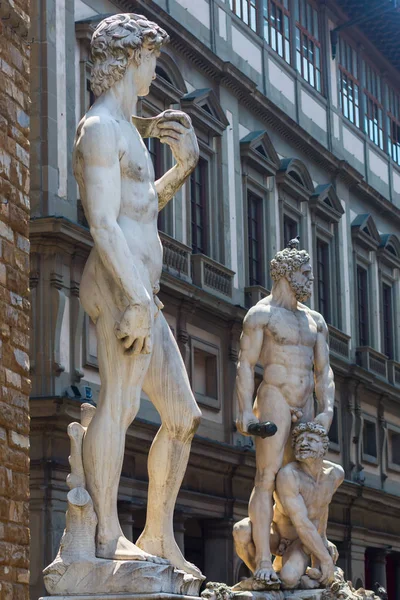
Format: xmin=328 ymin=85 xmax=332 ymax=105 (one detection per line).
xmin=309 ymin=184 xmax=344 ymax=223
xmin=378 ymin=233 xmax=400 ymax=269
xmin=181 ymin=88 xmax=229 ymax=136
xmin=351 ymin=213 xmax=380 ymax=251
xmin=276 ymin=158 xmax=314 ymax=202
xmin=151 ymin=52 xmax=187 ymax=105
xmin=240 ymin=130 xmax=279 ymax=177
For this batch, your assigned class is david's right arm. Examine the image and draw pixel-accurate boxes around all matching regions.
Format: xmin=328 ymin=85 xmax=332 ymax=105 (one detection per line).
xmin=235 ymin=310 xmax=264 ymax=435
xmin=74 ymin=118 xmax=150 ymax=309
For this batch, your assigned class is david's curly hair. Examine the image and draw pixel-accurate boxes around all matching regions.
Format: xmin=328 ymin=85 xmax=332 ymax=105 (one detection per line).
xmin=270 ymin=247 xmax=310 ymax=282
xmin=292 ymin=421 xmax=329 ymax=452
xmin=90 ymin=13 xmax=169 ymax=97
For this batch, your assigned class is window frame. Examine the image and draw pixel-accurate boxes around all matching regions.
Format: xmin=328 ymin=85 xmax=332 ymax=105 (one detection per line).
xmin=356 ymin=264 xmax=370 ymax=348
xmin=190 ymin=335 xmax=221 ymax=411
xmin=316 ymin=237 xmax=331 ymax=323
xmin=283 ymin=213 xmax=298 ymax=247
xmin=229 ymin=0 xmax=258 ymax=32
xmin=294 ymin=0 xmax=322 ymax=93
xmin=262 ymin=0 xmax=291 ymax=65
xmin=247 ymin=191 xmax=264 ymax=287
xmin=387 ymin=86 xmax=400 ymax=166
xmin=338 ymin=37 xmax=360 ymax=129
xmin=382 ymin=281 xmax=394 ymax=360
xmin=190 ymin=155 xmax=209 ymax=256
xmin=363 ymin=59 xmax=384 ymax=151
xmin=361 ymin=414 xmax=378 ymax=465
xmin=387 ymin=423 xmax=400 ymax=473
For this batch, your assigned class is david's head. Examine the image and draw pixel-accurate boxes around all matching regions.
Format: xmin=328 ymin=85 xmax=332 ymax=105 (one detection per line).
xmin=292 ymin=422 xmax=329 ymax=463
xmin=270 ymin=242 xmax=313 ymax=303
xmin=90 ymin=13 xmax=169 ymax=97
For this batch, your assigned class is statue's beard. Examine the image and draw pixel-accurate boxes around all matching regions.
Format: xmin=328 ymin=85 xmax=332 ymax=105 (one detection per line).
xmin=288 ymin=276 xmax=312 ymax=303
xmin=295 ymin=447 xmax=325 ymax=462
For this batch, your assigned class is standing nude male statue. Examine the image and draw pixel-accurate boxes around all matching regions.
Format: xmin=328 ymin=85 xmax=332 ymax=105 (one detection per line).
xmin=235 ymin=240 xmax=335 ymax=587
xmin=73 ymin=13 xmax=202 ymax=577
xmin=234 ymin=422 xmax=343 ymax=590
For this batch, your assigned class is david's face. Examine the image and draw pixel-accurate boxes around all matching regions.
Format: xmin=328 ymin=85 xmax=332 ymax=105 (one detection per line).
xmin=294 ymin=432 xmax=325 ymax=462
xmin=288 ymin=262 xmax=314 ymax=303
xmin=132 ymin=49 xmax=159 ymax=96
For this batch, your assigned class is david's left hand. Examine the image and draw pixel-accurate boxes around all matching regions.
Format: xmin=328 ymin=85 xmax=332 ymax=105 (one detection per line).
xmin=154 ymin=110 xmax=199 ymax=174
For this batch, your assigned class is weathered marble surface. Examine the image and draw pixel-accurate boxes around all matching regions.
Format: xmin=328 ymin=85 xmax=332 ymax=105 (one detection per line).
xmin=234 ymin=423 xmax=344 ymax=590
xmin=43 ymin=404 xmax=201 ymax=596
xmin=43 ymin=11 xmax=204 ymax=596
xmin=40 ymin=595 xmax=202 ymax=600
xmin=201 ymin=568 xmax=382 ymax=600
xmin=234 ymin=240 xmax=335 ymax=588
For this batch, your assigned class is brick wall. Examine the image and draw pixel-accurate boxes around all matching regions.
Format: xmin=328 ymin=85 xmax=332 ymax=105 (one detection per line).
xmin=0 ymin=2 xmax=30 ymax=600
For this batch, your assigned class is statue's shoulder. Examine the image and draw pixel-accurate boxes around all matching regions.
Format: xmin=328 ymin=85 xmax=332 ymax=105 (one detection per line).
xmin=76 ymin=110 xmax=121 ymax=151
xmin=276 ymin=462 xmax=299 ymax=487
xmin=323 ymin=460 xmax=345 ymax=483
xmin=243 ymin=299 xmax=272 ymax=330
xmin=301 ymin=305 xmax=327 ymax=333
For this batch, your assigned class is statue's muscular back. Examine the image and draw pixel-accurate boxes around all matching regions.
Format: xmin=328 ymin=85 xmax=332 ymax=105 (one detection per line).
xmin=73 ymin=106 xmax=163 ymax=317
xmin=249 ymin=297 xmax=321 ymax=409
xmin=274 ymin=460 xmax=343 ymax=538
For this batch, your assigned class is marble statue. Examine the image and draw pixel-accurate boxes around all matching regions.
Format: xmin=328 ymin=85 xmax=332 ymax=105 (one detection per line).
xmin=235 ymin=239 xmax=335 ymax=587
xmin=233 ymin=422 xmax=344 ymax=590
xmin=43 ymin=12 xmax=204 ymax=597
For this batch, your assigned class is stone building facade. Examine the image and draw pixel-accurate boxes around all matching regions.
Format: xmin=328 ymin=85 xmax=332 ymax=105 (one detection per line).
xmin=29 ymin=0 xmax=400 ymax=598
xmin=0 ymin=2 xmax=31 ymax=600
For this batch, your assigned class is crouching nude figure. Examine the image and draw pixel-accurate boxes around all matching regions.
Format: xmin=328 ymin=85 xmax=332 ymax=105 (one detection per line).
xmin=235 ymin=239 xmax=335 ymax=587
xmin=234 ymin=422 xmax=344 ymax=590
xmin=73 ymin=13 xmax=202 ymax=577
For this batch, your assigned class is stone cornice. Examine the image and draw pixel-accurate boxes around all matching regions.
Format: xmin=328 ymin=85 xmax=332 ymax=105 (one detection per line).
xmin=30 ymin=216 xmax=93 ymax=256
xmin=113 ymin=0 xmax=400 ymax=226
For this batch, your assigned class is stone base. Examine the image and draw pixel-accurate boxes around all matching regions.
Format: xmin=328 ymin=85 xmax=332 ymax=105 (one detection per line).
xmin=43 ymin=557 xmax=201 ymax=597
xmin=282 ymin=591 xmax=325 ymax=599
xmin=40 ymin=595 xmax=200 ymax=600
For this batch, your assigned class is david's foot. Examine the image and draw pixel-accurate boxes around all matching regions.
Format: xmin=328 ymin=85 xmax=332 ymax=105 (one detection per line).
xmin=96 ymin=535 xmax=169 ymax=564
xmin=253 ymin=561 xmax=281 ymax=589
xmin=137 ymin=534 xmax=205 ymax=579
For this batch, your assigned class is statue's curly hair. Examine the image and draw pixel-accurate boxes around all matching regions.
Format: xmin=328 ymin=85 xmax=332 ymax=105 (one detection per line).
xmin=270 ymin=247 xmax=310 ymax=282
xmin=292 ymin=421 xmax=329 ymax=452
xmin=90 ymin=13 xmax=169 ymax=97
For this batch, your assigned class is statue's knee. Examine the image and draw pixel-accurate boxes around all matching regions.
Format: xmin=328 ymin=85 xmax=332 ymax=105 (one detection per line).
xmin=171 ymin=402 xmax=201 ymax=440
xmin=255 ymin=468 xmax=276 ymax=492
xmin=280 ymin=564 xmax=301 ymax=589
xmin=233 ymin=519 xmax=252 ymax=546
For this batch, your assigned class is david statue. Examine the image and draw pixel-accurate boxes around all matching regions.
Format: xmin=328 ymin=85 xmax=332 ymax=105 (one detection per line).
xmin=43 ymin=13 xmax=203 ymax=595
xmin=234 ymin=239 xmax=335 ymax=588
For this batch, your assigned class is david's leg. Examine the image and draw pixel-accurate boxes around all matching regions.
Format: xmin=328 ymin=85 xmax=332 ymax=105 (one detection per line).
xmin=82 ymin=309 xmax=164 ymax=562
xmin=137 ymin=313 xmax=202 ymax=577
xmin=249 ymin=385 xmax=292 ymax=585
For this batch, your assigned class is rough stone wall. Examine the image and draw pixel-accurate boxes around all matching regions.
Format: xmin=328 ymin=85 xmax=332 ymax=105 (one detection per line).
xmin=0 ymin=2 xmax=31 ymax=600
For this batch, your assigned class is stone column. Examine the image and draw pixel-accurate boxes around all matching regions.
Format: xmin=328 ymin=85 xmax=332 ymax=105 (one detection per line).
xmin=173 ymin=512 xmax=186 ymax=555
xmin=203 ymin=519 xmax=234 ymax=585
xmin=369 ymin=549 xmax=388 ymax=590
xmin=117 ymin=501 xmax=135 ymax=543
xmin=348 ymin=542 xmax=366 ymax=589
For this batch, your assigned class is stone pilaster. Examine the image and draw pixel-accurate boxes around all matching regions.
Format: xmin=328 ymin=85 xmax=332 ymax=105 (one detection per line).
xmin=203 ymin=519 xmax=234 ymax=585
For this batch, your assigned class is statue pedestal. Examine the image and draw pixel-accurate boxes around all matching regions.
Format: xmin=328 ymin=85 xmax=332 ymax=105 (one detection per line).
xmin=40 ymin=595 xmax=200 ymax=600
